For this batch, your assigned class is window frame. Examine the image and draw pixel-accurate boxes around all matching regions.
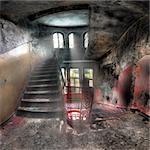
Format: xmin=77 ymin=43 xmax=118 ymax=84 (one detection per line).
xmin=53 ymin=32 xmax=64 ymax=48
xmin=83 ymin=68 xmax=94 ymax=87
xmin=68 ymin=33 xmax=75 ymax=49
xmin=83 ymin=32 xmax=88 ymax=49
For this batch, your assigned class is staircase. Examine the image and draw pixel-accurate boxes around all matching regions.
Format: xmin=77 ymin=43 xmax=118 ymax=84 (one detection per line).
xmin=17 ymin=59 xmax=64 ymax=119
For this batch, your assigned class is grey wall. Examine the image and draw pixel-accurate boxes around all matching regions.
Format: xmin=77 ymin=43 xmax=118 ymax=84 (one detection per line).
xmin=0 ymin=19 xmax=30 ymax=54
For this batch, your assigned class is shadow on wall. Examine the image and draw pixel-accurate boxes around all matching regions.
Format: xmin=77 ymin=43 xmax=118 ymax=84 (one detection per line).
xmin=117 ymin=65 xmax=133 ymax=107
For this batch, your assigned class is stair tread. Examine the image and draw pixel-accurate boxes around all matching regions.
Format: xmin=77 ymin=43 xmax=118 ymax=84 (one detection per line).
xmin=37 ymin=64 xmax=57 ymax=66
xmin=24 ymin=90 xmax=59 ymax=94
xmin=29 ymin=78 xmax=57 ymax=82
xmin=31 ymin=74 xmax=57 ymax=77
xmin=22 ymin=98 xmax=60 ymax=103
xmin=34 ymin=70 xmax=57 ymax=72
xmin=18 ymin=106 xmax=63 ymax=112
xmin=32 ymin=72 xmax=58 ymax=75
xmin=27 ymin=84 xmax=58 ymax=88
xmin=34 ymin=69 xmax=57 ymax=72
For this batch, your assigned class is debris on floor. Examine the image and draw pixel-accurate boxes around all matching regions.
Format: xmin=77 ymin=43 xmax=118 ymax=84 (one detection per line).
xmin=0 ymin=111 xmax=149 ymax=150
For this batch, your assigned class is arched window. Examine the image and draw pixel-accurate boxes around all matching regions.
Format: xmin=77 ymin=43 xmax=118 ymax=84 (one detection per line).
xmin=53 ymin=33 xmax=64 ymax=48
xmin=68 ymin=33 xmax=74 ymax=48
xmin=84 ymin=32 xmax=88 ymax=48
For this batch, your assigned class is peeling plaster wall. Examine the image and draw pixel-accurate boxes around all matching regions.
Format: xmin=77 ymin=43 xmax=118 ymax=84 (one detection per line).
xmin=94 ymin=40 xmax=150 ymax=113
xmin=88 ymin=5 xmax=150 ymax=114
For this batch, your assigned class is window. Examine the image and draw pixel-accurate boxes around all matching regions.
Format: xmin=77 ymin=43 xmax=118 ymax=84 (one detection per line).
xmin=84 ymin=32 xmax=88 ymax=48
xmin=69 ymin=33 xmax=74 ymax=48
xmin=70 ymin=68 xmax=81 ymax=93
xmin=84 ymin=68 xmax=93 ymax=87
xmin=53 ymin=33 xmax=64 ymax=48
xmin=70 ymin=68 xmax=80 ymax=87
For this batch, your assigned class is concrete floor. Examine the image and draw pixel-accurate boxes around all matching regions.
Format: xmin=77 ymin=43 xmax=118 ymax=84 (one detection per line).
xmin=0 ymin=111 xmax=149 ymax=150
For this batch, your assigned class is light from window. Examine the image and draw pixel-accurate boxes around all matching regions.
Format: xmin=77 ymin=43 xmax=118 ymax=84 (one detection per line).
xmin=84 ymin=32 xmax=88 ymax=48
xmin=69 ymin=33 xmax=74 ymax=48
xmin=53 ymin=33 xmax=64 ymax=48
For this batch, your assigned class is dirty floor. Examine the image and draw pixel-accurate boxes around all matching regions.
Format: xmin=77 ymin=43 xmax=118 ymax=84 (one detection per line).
xmin=0 ymin=111 xmax=149 ymax=150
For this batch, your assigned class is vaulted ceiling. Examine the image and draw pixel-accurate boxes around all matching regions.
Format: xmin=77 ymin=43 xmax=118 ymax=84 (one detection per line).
xmin=0 ymin=0 xmax=149 ymax=24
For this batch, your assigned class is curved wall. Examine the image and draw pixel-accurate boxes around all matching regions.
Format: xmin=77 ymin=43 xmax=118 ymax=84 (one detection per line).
xmin=0 ymin=43 xmax=41 ymax=124
xmin=132 ymin=55 xmax=150 ymax=115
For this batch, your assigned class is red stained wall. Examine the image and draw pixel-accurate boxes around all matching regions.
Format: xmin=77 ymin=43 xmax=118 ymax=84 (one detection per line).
xmin=132 ymin=55 xmax=150 ymax=115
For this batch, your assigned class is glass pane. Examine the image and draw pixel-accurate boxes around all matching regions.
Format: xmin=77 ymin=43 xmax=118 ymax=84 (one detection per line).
xmin=70 ymin=79 xmax=75 ymax=86
xmin=58 ymin=33 xmax=64 ymax=48
xmin=84 ymin=69 xmax=93 ymax=79
xmin=53 ymin=33 xmax=58 ymax=48
xmin=69 ymin=33 xmax=74 ymax=48
xmin=70 ymin=68 xmax=79 ymax=78
xmin=75 ymin=79 xmax=80 ymax=87
xmin=84 ymin=33 xmax=88 ymax=48
xmin=89 ymin=80 xmax=93 ymax=87
xmin=75 ymin=88 xmax=80 ymax=93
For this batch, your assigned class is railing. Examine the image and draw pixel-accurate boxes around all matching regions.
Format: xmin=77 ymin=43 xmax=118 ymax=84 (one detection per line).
xmin=64 ymin=85 xmax=94 ymax=121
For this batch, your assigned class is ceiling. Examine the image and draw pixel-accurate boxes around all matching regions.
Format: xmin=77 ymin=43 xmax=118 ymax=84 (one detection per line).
xmin=34 ymin=10 xmax=89 ymax=27
xmin=0 ymin=1 xmax=149 ymax=24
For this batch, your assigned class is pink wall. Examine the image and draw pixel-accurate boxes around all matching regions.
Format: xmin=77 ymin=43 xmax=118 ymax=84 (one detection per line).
xmin=132 ymin=55 xmax=150 ymax=115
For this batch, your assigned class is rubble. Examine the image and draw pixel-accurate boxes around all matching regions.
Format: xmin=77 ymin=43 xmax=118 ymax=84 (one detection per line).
xmin=0 ymin=112 xmax=149 ymax=150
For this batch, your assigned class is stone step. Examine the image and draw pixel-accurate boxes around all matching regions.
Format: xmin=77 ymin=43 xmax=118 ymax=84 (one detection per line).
xmin=30 ymin=74 xmax=58 ymax=79
xmin=21 ymin=98 xmax=60 ymax=103
xmin=28 ymin=79 xmax=58 ymax=85
xmin=36 ymin=65 xmax=57 ymax=68
xmin=32 ymin=71 xmax=58 ymax=75
xmin=29 ymin=79 xmax=57 ymax=82
xmin=34 ymin=68 xmax=57 ymax=72
xmin=27 ymin=84 xmax=58 ymax=88
xmin=40 ymin=62 xmax=57 ymax=65
xmin=36 ymin=66 xmax=57 ymax=69
xmin=17 ymin=107 xmax=64 ymax=118
xmin=18 ymin=106 xmax=63 ymax=112
xmin=26 ymin=85 xmax=59 ymax=91
xmin=31 ymin=73 xmax=57 ymax=77
xmin=33 ymin=70 xmax=57 ymax=73
xmin=23 ymin=92 xmax=60 ymax=99
xmin=24 ymin=90 xmax=59 ymax=95
xmin=20 ymin=99 xmax=62 ymax=107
